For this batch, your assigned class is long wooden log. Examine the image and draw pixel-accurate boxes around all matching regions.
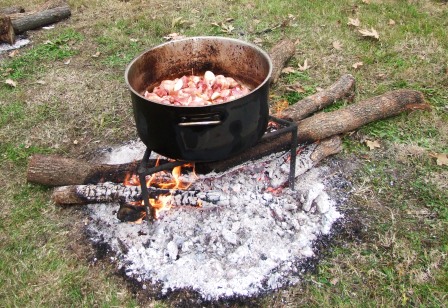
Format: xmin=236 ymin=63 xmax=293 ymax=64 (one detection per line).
xmin=51 ymin=137 xmax=341 ymax=205
xmin=279 ymin=74 xmax=356 ymax=121
xmin=296 ymin=89 xmax=429 ymax=143
xmin=27 ymin=154 xmax=141 ymax=186
xmin=52 ymin=184 xmax=225 ymax=206
xmin=269 ymin=39 xmax=296 ymax=84
xmin=10 ymin=5 xmax=71 ymax=34
xmin=0 ymin=6 xmax=25 ymax=15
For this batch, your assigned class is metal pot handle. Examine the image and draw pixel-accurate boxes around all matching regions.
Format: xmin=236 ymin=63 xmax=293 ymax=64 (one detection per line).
xmin=178 ymin=114 xmax=222 ymax=126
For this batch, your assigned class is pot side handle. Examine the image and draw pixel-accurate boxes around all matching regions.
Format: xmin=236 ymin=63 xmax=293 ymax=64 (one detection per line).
xmin=178 ymin=114 xmax=222 ymax=127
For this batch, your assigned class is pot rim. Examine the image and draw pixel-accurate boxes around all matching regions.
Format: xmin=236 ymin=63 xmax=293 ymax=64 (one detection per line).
xmin=124 ymin=36 xmax=273 ymax=108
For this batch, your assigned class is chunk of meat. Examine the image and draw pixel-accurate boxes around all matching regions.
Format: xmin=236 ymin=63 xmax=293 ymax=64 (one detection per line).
xmin=143 ymin=71 xmax=251 ymax=106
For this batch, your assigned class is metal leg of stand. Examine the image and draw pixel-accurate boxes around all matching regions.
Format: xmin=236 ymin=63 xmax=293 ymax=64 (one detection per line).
xmin=289 ymin=124 xmax=298 ymax=190
xmin=138 ymin=149 xmax=153 ymax=225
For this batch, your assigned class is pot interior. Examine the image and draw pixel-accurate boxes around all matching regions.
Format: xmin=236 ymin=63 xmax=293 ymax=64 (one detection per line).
xmin=126 ymin=37 xmax=272 ymax=98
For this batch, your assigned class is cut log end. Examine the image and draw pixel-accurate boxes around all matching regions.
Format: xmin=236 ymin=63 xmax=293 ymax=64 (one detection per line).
xmin=0 ymin=16 xmax=15 ymax=44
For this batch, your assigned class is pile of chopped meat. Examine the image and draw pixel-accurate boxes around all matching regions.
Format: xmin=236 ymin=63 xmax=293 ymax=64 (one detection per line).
xmin=144 ymin=71 xmax=251 ymax=106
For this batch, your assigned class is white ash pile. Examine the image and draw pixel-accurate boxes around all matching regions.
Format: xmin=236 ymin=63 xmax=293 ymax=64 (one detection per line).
xmin=86 ymin=141 xmax=344 ymax=300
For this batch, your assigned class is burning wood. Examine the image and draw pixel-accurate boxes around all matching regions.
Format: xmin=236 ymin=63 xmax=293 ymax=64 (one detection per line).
xmin=51 ymin=183 xmax=225 ymax=206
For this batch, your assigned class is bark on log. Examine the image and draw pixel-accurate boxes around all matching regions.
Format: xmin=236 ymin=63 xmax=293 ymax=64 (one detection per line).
xmin=295 ymin=89 xmax=429 ymax=143
xmin=10 ymin=5 xmax=71 ymax=34
xmin=51 ymin=139 xmax=340 ymax=205
xmin=0 ymin=6 xmax=25 ymax=15
xmin=0 ymin=15 xmax=15 ymax=44
xmin=269 ymin=39 xmax=296 ymax=84
xmin=279 ymin=74 xmax=356 ymax=121
xmin=27 ymin=154 xmax=140 ymax=186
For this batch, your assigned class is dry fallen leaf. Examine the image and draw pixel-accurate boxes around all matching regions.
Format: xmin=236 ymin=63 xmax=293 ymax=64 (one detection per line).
xmin=365 ymin=139 xmax=381 ymax=150
xmin=5 ymin=79 xmax=17 ymax=87
xmin=91 ymin=51 xmax=101 ymax=58
xmin=253 ymin=37 xmax=263 ymax=44
xmin=8 ymin=50 xmax=19 ymax=58
xmin=281 ymin=67 xmax=296 ymax=74
xmin=171 ymin=17 xmax=183 ymax=28
xmin=285 ymin=82 xmax=305 ymax=93
xmin=294 ymin=38 xmax=301 ymax=45
xmin=64 ymin=59 xmax=71 ymax=65
xmin=352 ymin=61 xmax=364 ymax=69
xmin=429 ymin=152 xmax=448 ymax=166
xmin=163 ymin=33 xmax=186 ymax=41
xmin=362 ymin=0 xmax=370 ymax=3
xmin=388 ymin=19 xmax=396 ymax=26
xmin=298 ymin=59 xmax=310 ymax=71
xmin=332 ymin=40 xmax=343 ymax=50
xmin=221 ymin=23 xmax=235 ymax=33
xmin=359 ymin=27 xmax=379 ymax=40
xmin=347 ymin=17 xmax=360 ymax=27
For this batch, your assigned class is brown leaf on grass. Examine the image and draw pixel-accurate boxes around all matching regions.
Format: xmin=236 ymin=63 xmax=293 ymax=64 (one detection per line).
xmin=8 ymin=50 xmax=19 ymax=58
xmin=171 ymin=17 xmax=184 ymax=28
xmin=281 ymin=67 xmax=296 ymax=74
xmin=285 ymin=82 xmax=305 ymax=93
xmin=365 ymin=139 xmax=381 ymax=150
xmin=352 ymin=61 xmax=364 ymax=69
xmin=298 ymin=59 xmax=310 ymax=71
xmin=332 ymin=40 xmax=343 ymax=50
xmin=347 ymin=17 xmax=360 ymax=27
xmin=163 ymin=33 xmax=186 ymax=41
xmin=253 ymin=37 xmax=264 ymax=44
xmin=388 ymin=19 xmax=396 ymax=26
xmin=4 ymin=79 xmax=17 ymax=87
xmin=91 ymin=51 xmax=101 ymax=58
xmin=212 ymin=22 xmax=235 ymax=33
xmin=359 ymin=27 xmax=379 ymax=40
xmin=429 ymin=152 xmax=448 ymax=166
xmin=362 ymin=0 xmax=370 ymax=3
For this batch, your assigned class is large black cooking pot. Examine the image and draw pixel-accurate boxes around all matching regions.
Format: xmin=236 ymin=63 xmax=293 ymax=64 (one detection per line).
xmin=125 ymin=36 xmax=272 ymax=162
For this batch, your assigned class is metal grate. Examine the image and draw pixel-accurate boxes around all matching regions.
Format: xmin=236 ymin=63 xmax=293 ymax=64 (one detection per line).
xmin=137 ymin=115 xmax=298 ymax=224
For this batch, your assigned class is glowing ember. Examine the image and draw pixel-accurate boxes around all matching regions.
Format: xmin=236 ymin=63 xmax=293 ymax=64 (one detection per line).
xmin=123 ymin=161 xmax=197 ymax=219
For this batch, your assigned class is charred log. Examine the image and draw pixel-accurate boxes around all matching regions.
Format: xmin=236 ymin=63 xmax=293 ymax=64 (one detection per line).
xmin=51 ymin=183 xmax=225 ymax=206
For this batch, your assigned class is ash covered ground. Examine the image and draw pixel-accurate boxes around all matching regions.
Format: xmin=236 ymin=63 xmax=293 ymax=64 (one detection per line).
xmin=86 ymin=140 xmax=348 ymax=300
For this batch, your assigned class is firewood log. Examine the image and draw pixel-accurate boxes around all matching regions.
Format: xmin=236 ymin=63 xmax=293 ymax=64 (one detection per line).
xmin=0 ymin=6 xmax=25 ymax=15
xmin=279 ymin=74 xmax=356 ymax=121
xmin=51 ymin=137 xmax=341 ymax=205
xmin=269 ymin=39 xmax=296 ymax=84
xmin=0 ymin=15 xmax=14 ymax=44
xmin=10 ymin=5 xmax=71 ymax=34
xmin=295 ymin=89 xmax=429 ymax=143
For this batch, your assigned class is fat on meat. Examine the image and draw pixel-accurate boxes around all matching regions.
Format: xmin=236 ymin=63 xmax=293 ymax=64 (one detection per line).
xmin=143 ymin=71 xmax=251 ymax=106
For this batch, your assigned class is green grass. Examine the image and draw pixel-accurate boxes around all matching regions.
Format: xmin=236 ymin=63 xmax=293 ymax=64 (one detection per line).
xmin=0 ymin=0 xmax=447 ymax=306
xmin=1 ymin=29 xmax=83 ymax=80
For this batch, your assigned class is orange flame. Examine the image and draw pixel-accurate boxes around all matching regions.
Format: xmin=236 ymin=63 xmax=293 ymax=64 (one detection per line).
xmin=122 ymin=160 xmax=197 ymax=219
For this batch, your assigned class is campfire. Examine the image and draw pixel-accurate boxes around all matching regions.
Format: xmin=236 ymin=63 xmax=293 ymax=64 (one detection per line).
xmin=25 ymin=37 xmax=429 ymax=301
